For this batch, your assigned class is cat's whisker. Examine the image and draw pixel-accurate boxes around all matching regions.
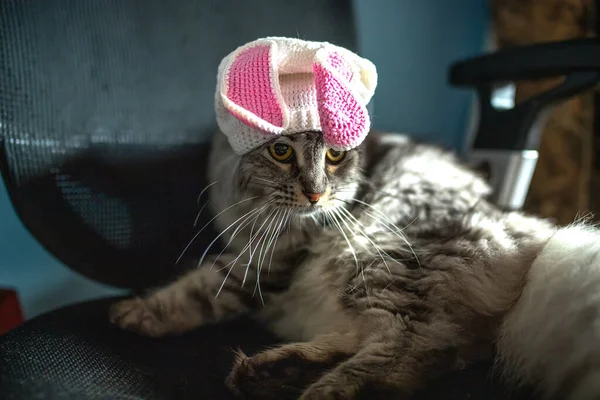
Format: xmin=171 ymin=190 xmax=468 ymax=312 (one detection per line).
xmin=335 ymin=206 xmax=398 ymax=271
xmin=209 ymin=202 xmax=274 ymax=271
xmin=254 ymin=207 xmax=291 ymax=302
xmin=332 ymin=207 xmax=378 ymax=283
xmin=238 ymin=215 xmax=268 ymax=286
xmin=254 ymin=177 xmax=278 ymax=185
xmin=362 ymin=210 xmax=419 ymax=248
xmin=213 ymin=206 xmax=274 ymax=298
xmin=196 ymin=180 xmax=219 ymax=206
xmin=244 ymin=208 xmax=278 ymax=284
xmin=209 ymin=206 xmax=273 ymax=274
xmin=232 ymin=157 xmax=242 ymax=178
xmin=381 ymin=276 xmax=398 ymax=293
xmin=337 ymin=180 xmax=402 ymax=200
xmin=215 ymin=257 xmax=240 ymax=298
xmin=286 ymin=207 xmax=295 ymax=233
xmin=268 ymin=208 xmax=291 ymax=274
xmin=310 ymin=214 xmax=320 ymax=226
xmin=400 ymin=214 xmax=419 ymax=231
xmin=326 ymin=209 xmax=360 ymax=276
xmin=217 ymin=206 xmax=277 ymax=299
xmin=261 ymin=214 xmax=285 ymax=274
xmin=255 ymin=276 xmax=264 ymax=306
xmin=246 ymin=205 xmax=262 ymax=260
xmin=245 ymin=197 xmax=280 ymax=258
xmin=193 ymin=201 xmax=209 ymax=227
xmin=214 ymin=204 xmax=279 ymax=299
xmin=194 ymin=182 xmax=222 ymax=227
xmin=215 ymin=208 xmax=268 ymax=298
xmin=260 ymin=208 xmax=286 ymax=275
xmin=256 ymin=208 xmax=282 ymax=277
xmin=335 ymin=188 xmax=397 ymax=201
xmin=247 ymin=181 xmax=279 ymax=190
xmin=249 ymin=207 xmax=278 ymax=264
xmin=337 ymin=207 xmax=397 ymax=261
xmin=349 ymin=198 xmax=422 ymax=268
xmin=215 ymin=206 xmax=274 ymax=290
xmin=176 ymin=195 xmax=263 ymax=265
xmin=196 ymin=198 xmax=276 ymax=270
xmin=319 ymin=210 xmax=328 ymax=227
xmin=364 ymin=215 xmax=421 ymax=268
xmin=331 ymin=196 xmax=353 ymax=204
xmin=347 ymin=260 xmax=377 ymax=293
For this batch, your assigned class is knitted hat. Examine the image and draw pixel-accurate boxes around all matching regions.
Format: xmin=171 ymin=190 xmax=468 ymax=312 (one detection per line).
xmin=215 ymin=37 xmax=377 ymax=154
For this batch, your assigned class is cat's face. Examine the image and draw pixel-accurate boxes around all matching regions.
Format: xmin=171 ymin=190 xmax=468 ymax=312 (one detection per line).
xmin=237 ymin=131 xmax=363 ymax=218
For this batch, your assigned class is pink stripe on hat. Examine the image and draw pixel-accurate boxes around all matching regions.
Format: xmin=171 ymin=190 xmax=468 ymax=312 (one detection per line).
xmin=215 ymin=37 xmax=377 ymax=154
xmin=226 ymin=44 xmax=284 ymax=129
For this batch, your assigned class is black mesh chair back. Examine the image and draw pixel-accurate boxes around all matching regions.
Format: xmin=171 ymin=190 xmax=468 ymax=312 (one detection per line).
xmin=0 ymin=0 xmax=357 ymax=289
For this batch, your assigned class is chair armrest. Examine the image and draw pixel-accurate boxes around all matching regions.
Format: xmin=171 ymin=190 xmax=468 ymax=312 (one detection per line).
xmin=448 ymin=38 xmax=600 ymax=210
xmin=448 ymin=38 xmax=600 ymax=151
xmin=450 ymin=38 xmax=600 ymax=86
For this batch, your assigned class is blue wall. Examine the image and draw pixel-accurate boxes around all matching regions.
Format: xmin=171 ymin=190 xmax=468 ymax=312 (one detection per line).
xmin=353 ymin=0 xmax=488 ymax=149
xmin=0 ymin=180 xmax=123 ymax=319
xmin=0 ymin=2 xmax=488 ymax=320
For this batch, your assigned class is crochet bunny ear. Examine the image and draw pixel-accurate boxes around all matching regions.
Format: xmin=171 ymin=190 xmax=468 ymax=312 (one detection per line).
xmin=219 ymin=41 xmax=288 ymax=135
xmin=313 ymin=49 xmax=375 ymax=150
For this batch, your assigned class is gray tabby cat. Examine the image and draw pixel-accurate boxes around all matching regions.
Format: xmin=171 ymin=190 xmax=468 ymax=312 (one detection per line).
xmin=110 ymin=129 xmax=600 ymax=400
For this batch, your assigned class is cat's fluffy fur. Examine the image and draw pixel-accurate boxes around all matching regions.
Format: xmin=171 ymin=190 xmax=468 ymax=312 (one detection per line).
xmin=110 ymin=130 xmax=600 ymax=399
xmin=498 ymin=223 xmax=600 ymax=400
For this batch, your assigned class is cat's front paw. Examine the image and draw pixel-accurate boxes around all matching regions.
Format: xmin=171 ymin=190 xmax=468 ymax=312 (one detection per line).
xmin=226 ymin=349 xmax=317 ymax=400
xmin=109 ymin=298 xmax=170 ymax=338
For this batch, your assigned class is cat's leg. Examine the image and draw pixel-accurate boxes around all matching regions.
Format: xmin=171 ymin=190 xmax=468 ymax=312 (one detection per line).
xmin=298 ymin=317 xmax=460 ymax=400
xmin=226 ymin=332 xmax=360 ymax=399
xmin=109 ymin=254 xmax=258 ymax=337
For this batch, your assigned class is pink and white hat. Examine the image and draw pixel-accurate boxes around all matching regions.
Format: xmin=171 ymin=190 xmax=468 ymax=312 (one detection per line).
xmin=215 ymin=37 xmax=378 ymax=155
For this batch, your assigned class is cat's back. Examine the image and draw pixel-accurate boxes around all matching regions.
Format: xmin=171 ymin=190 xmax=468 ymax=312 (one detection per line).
xmin=357 ymin=131 xmax=493 ymax=237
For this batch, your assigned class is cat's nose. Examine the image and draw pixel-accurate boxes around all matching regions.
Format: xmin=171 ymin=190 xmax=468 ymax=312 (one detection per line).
xmin=303 ymin=191 xmax=324 ymax=204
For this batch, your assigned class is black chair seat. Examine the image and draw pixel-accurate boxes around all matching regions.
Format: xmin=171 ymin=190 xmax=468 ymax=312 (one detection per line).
xmin=0 ymin=298 xmax=278 ymax=400
xmin=0 ymin=298 xmax=530 ymax=400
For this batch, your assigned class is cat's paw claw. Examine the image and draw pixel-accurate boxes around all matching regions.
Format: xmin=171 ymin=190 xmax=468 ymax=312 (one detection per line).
xmin=225 ymin=350 xmax=253 ymax=397
xmin=226 ymin=349 xmax=304 ymax=400
xmin=109 ymin=298 xmax=166 ymax=337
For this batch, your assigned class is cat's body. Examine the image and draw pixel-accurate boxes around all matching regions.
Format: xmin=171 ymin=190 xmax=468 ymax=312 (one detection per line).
xmin=110 ymin=130 xmax=600 ymax=399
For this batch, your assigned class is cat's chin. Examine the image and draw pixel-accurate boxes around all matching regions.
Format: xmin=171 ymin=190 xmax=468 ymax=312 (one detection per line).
xmin=293 ymin=205 xmax=343 ymax=220
xmin=294 ymin=207 xmax=323 ymax=218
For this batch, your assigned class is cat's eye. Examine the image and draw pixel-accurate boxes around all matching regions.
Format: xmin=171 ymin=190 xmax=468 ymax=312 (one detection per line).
xmin=325 ymin=149 xmax=346 ymax=164
xmin=268 ymin=143 xmax=294 ymax=163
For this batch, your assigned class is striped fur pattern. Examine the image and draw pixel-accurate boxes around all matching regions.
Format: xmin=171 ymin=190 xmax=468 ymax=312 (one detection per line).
xmin=110 ymin=130 xmax=600 ymax=399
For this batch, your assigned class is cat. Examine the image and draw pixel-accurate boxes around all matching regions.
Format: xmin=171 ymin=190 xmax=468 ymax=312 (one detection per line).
xmin=110 ymin=129 xmax=600 ymax=400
